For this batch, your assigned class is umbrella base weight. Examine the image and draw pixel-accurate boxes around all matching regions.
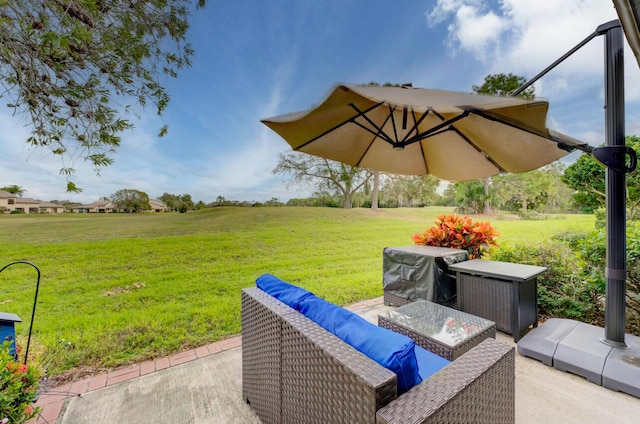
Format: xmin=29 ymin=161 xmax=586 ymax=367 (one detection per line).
xmin=517 ymin=318 xmax=640 ymax=398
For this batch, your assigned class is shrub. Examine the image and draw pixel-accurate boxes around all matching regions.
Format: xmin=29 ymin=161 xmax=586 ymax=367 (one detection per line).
xmin=569 ymin=222 xmax=640 ymax=333
xmin=517 ymin=209 xmax=547 ymax=220
xmin=492 ymin=224 xmax=640 ymax=336
xmin=411 ymin=214 xmax=498 ymax=259
xmin=491 ymin=242 xmax=604 ymax=322
xmin=0 ymin=343 xmax=41 ymax=424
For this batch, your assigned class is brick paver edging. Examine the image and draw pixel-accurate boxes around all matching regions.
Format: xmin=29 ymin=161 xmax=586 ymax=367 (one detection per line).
xmin=26 ymin=296 xmax=384 ymax=424
xmin=26 ymin=336 xmax=242 ymax=424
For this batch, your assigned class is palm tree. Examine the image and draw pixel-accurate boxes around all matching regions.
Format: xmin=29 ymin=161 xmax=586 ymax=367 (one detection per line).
xmin=1 ymin=185 xmax=25 ymax=197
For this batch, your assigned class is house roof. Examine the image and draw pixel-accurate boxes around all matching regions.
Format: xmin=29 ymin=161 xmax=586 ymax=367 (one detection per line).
xmin=0 ymin=190 xmax=15 ymax=198
xmin=14 ymin=197 xmax=40 ymax=204
xmin=91 ymin=200 xmax=113 ymax=208
xmin=149 ymin=199 xmax=167 ymax=207
xmin=73 ymin=201 xmax=113 ymax=209
xmin=39 ymin=202 xmax=65 ymax=208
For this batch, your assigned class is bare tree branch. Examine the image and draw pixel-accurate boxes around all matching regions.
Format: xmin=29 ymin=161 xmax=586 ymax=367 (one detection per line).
xmin=273 ymin=152 xmax=372 ymax=208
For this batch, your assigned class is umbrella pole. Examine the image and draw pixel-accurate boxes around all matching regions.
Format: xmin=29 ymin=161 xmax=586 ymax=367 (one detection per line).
xmin=513 ymin=20 xmax=640 ymax=398
xmin=602 ymin=22 xmax=628 ymax=347
xmin=513 ymin=20 xmax=634 ymax=346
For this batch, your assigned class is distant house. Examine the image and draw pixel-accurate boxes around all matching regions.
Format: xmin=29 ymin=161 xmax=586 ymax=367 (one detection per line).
xmin=71 ymin=201 xmax=114 ymax=213
xmin=38 ymin=202 xmax=66 ymax=214
xmin=149 ymin=199 xmax=169 ymax=213
xmin=0 ymin=190 xmax=14 ymax=212
xmin=1 ymin=190 xmax=170 ymax=214
xmin=0 ymin=190 xmax=65 ymax=214
xmin=15 ymin=197 xmax=41 ymax=213
xmin=71 ymin=199 xmax=169 ymax=213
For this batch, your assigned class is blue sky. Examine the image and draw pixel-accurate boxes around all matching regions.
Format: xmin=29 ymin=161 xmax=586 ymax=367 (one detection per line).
xmin=1 ymin=0 xmax=639 ymax=204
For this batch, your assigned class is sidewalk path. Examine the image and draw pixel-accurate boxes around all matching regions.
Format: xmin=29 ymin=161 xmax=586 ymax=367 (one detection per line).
xmin=29 ymin=336 xmax=243 ymax=424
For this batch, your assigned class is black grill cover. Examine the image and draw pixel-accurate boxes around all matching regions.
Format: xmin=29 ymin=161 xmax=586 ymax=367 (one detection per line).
xmin=383 ymin=246 xmax=469 ymax=305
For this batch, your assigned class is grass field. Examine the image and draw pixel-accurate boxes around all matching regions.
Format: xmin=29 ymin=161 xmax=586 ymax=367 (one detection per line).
xmin=0 ymin=207 xmax=594 ymax=379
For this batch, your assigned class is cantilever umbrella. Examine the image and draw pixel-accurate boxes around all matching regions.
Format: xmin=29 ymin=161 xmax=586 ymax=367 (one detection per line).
xmin=262 ymin=83 xmax=587 ymax=181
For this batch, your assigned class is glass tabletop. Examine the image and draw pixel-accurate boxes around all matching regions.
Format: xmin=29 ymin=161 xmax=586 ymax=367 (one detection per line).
xmin=379 ymin=300 xmax=495 ymax=347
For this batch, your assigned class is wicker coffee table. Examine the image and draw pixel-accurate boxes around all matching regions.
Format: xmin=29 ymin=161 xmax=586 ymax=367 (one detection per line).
xmin=378 ymin=300 xmax=496 ymax=360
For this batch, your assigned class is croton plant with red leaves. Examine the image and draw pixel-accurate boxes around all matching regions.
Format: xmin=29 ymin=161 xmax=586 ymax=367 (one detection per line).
xmin=411 ymin=214 xmax=499 ymax=259
xmin=1 ymin=343 xmax=40 ymax=424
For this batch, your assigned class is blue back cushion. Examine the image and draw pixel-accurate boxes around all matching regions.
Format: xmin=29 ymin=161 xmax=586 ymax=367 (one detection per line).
xmin=298 ymin=295 xmax=422 ymax=393
xmin=414 ymin=345 xmax=450 ymax=381
xmin=256 ymin=274 xmax=314 ymax=309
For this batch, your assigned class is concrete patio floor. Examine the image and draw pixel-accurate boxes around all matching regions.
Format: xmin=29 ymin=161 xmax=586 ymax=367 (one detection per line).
xmin=31 ymin=297 xmax=639 ymax=423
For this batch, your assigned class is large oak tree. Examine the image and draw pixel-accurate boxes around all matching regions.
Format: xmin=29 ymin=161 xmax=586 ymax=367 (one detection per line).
xmin=273 ymin=152 xmax=372 ymax=209
xmin=110 ymin=188 xmax=150 ymax=212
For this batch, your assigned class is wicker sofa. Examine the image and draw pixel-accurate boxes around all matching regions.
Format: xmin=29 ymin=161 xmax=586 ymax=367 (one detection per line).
xmin=241 ymin=286 xmax=515 ymax=424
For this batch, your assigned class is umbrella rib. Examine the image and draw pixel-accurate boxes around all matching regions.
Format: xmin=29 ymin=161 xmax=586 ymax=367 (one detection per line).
xmin=353 ymin=112 xmax=397 ymax=167
xmin=389 ymin=104 xmax=401 ymax=143
xmin=463 ymin=107 xmax=547 ymax=138
xmin=430 ymin=107 xmax=506 ymax=171
xmin=403 ymin=111 xmax=470 ymax=145
xmin=349 ymin=109 xmax=396 ymax=145
xmin=349 ymin=103 xmax=397 ymax=144
xmin=356 ymin=132 xmax=381 ymax=168
xmin=450 ymin=126 xmax=507 ymax=172
xmin=418 ymin=123 xmax=429 ymax=174
xmin=464 ymin=106 xmax=581 ymax=154
xmin=400 ymin=108 xmax=431 ymax=143
xmin=294 ymin=101 xmax=388 ymax=151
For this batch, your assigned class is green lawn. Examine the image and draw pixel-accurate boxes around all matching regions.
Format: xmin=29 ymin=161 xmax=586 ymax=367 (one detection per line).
xmin=0 ymin=207 xmax=594 ymax=377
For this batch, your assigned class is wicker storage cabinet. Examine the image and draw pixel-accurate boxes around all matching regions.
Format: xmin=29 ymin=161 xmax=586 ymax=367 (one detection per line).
xmin=449 ymin=259 xmax=547 ymax=342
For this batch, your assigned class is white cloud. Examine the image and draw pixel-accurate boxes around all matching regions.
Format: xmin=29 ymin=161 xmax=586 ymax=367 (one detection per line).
xmin=426 ymin=0 xmax=640 ymax=142
xmin=427 ymin=0 xmax=508 ymax=62
xmin=427 ymin=0 xmax=479 ymax=25
xmin=455 ymin=7 xmax=505 ymax=55
xmin=428 ymin=0 xmax=620 ymax=89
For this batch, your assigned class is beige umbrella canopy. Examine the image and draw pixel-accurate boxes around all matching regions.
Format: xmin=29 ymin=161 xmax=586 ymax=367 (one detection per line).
xmin=262 ymin=83 xmax=587 ymax=181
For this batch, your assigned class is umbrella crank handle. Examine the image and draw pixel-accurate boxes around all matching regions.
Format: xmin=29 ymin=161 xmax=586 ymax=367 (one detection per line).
xmin=627 ymin=147 xmax=638 ymax=173
xmin=591 ymin=146 xmax=637 ymax=173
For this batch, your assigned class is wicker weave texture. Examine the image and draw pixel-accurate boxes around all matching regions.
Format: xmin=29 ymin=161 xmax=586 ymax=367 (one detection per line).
xmin=242 ymin=287 xmax=515 ymax=424
xmin=241 ymin=288 xmax=288 ymax=424
xmin=376 ymin=339 xmax=515 ymax=424
xmin=458 ymin=275 xmax=513 ymax=333
xmin=383 ymin=291 xmax=414 ymax=307
xmin=281 ymin=312 xmax=397 ymax=424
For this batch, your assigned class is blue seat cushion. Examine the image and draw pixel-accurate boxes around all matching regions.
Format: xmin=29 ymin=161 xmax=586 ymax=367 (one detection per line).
xmin=298 ymin=294 xmax=422 ymax=393
xmin=414 ymin=345 xmax=450 ymax=381
xmin=256 ymin=274 xmax=314 ymax=310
